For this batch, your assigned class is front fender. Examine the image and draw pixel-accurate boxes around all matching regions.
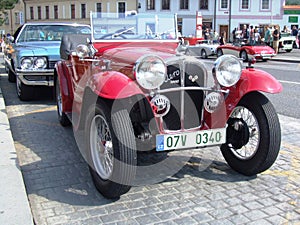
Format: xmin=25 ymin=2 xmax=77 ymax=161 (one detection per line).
xmin=225 ymin=68 xmax=282 ymax=112
xmin=55 ymin=61 xmax=73 ymax=113
xmin=238 ymin=68 xmax=282 ymax=94
xmin=88 ymin=71 xmax=144 ymax=99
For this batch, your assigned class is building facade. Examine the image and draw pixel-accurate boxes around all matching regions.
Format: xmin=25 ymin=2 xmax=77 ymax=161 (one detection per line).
xmin=1 ymin=0 xmax=299 ymax=40
xmin=0 ymin=0 xmax=138 ymax=34
xmin=138 ymin=0 xmax=299 ymax=40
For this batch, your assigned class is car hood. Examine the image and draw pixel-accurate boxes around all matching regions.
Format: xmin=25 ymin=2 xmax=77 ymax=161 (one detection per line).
xmin=14 ymin=41 xmax=61 ymax=61
xmin=101 ymin=42 xmax=178 ymax=65
xmin=97 ymin=42 xmax=178 ymax=78
xmin=250 ymin=45 xmax=275 ymax=53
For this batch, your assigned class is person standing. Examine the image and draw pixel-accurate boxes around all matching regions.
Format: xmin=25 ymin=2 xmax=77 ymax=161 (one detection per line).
xmin=264 ymin=25 xmax=271 ymax=46
xmin=254 ymin=28 xmax=261 ymax=44
xmin=1 ymin=34 xmax=6 ymax=52
xmin=297 ymin=28 xmax=300 ymax=49
xmin=219 ymin=32 xmax=226 ymax=45
xmin=272 ymin=26 xmax=280 ymax=54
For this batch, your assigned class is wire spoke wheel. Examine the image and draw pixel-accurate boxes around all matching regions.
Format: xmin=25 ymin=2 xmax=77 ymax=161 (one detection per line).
xmin=221 ymin=92 xmax=281 ymax=176
xmin=90 ymin=114 xmax=114 ymax=180
xmin=228 ymin=106 xmax=259 ymax=160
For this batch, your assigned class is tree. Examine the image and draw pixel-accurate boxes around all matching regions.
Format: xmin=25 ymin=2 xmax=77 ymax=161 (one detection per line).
xmin=286 ymin=0 xmax=300 ymax=5
xmin=0 ymin=0 xmax=18 ymax=25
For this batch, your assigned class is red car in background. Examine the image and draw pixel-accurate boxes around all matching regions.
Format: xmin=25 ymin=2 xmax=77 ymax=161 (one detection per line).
xmin=216 ymin=41 xmax=275 ymax=62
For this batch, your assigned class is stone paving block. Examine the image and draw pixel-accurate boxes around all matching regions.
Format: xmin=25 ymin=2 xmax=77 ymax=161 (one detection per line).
xmin=228 ymin=214 xmax=251 ymax=224
xmin=134 ymin=214 xmax=161 ymax=224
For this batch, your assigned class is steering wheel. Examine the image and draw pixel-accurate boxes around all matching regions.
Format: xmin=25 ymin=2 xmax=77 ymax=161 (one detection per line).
xmin=101 ymin=33 xmax=127 ymax=39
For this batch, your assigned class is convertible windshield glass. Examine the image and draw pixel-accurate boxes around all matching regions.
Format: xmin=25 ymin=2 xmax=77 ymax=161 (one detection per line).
xmin=17 ymin=24 xmax=91 ymax=42
xmin=90 ymin=12 xmax=178 ymax=41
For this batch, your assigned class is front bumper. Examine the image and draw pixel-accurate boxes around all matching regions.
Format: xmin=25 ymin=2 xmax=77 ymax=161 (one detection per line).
xmin=15 ymin=69 xmax=54 ymax=86
xmin=253 ymin=54 xmax=275 ymax=59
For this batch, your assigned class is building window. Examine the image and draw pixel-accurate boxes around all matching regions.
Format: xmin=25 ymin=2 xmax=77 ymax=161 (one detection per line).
xmin=30 ymin=7 xmax=34 ymax=20
xmin=4 ymin=14 xmax=9 ymax=25
xmin=147 ymin=0 xmax=155 ymax=10
xmin=45 ymin=6 xmax=49 ymax=19
xmin=15 ymin=12 xmax=20 ymax=24
xmin=71 ymin=4 xmax=75 ymax=19
xmin=81 ymin=4 xmax=86 ymax=19
xmin=241 ymin=0 xmax=249 ymax=9
xmin=261 ymin=0 xmax=270 ymax=10
xmin=37 ymin=6 xmax=41 ymax=20
xmin=96 ymin=3 xmax=102 ymax=18
xmin=54 ymin=5 xmax=58 ymax=19
xmin=200 ymin=0 xmax=208 ymax=9
xmin=180 ymin=0 xmax=189 ymax=9
xmin=162 ymin=0 xmax=170 ymax=10
xmin=220 ymin=0 xmax=228 ymax=9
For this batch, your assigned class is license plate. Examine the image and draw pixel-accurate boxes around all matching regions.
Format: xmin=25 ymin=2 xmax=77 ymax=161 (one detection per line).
xmin=156 ymin=128 xmax=226 ymax=151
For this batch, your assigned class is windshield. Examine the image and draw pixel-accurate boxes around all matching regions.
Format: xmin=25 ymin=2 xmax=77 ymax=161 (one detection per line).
xmin=17 ymin=24 xmax=91 ymax=42
xmin=90 ymin=12 xmax=178 ymax=41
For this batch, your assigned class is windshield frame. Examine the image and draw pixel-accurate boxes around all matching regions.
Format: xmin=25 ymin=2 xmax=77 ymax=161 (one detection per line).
xmin=90 ymin=12 xmax=179 ymax=42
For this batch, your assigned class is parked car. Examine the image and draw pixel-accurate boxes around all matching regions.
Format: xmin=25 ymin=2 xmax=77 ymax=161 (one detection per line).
xmin=4 ymin=22 xmax=90 ymax=100
xmin=216 ymin=41 xmax=275 ymax=61
xmin=278 ymin=32 xmax=296 ymax=52
xmin=55 ymin=13 xmax=282 ymax=199
xmin=182 ymin=39 xmax=219 ymax=58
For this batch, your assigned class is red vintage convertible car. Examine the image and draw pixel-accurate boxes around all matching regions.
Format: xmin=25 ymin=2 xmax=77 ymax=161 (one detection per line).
xmin=55 ymin=13 xmax=282 ymax=199
xmin=216 ymin=41 xmax=275 ymax=61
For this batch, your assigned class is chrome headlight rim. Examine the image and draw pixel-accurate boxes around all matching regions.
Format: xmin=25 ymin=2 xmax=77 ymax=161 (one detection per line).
xmin=20 ymin=57 xmax=33 ymax=70
xmin=76 ymin=44 xmax=90 ymax=58
xmin=214 ymin=55 xmax=242 ymax=87
xmin=34 ymin=57 xmax=47 ymax=69
xmin=134 ymin=55 xmax=167 ymax=90
xmin=20 ymin=56 xmax=47 ymax=70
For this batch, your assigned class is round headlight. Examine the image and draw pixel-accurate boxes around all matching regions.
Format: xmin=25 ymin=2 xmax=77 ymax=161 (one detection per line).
xmin=76 ymin=44 xmax=90 ymax=58
xmin=21 ymin=57 xmax=33 ymax=70
xmin=214 ymin=55 xmax=242 ymax=87
xmin=35 ymin=57 xmax=47 ymax=69
xmin=135 ymin=55 xmax=166 ymax=90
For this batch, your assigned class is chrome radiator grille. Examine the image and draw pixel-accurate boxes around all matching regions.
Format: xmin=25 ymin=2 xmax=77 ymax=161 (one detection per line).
xmin=159 ymin=57 xmax=207 ymax=131
xmin=49 ymin=61 xmax=57 ymax=69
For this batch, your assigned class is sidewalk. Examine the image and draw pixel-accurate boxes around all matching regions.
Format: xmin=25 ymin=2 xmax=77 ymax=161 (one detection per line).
xmin=0 ymin=87 xmax=34 ymax=224
xmin=272 ymin=48 xmax=300 ymax=63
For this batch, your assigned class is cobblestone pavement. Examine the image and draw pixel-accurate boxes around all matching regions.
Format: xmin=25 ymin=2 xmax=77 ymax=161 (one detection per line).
xmin=0 ymin=62 xmax=300 ymax=224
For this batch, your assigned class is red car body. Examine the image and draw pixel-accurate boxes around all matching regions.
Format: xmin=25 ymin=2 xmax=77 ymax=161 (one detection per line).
xmin=54 ymin=13 xmax=282 ymax=199
xmin=217 ymin=42 xmax=275 ymax=61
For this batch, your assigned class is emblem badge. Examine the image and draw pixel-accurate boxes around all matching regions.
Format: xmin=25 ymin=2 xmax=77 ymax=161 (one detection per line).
xmin=204 ymin=92 xmax=223 ymax=113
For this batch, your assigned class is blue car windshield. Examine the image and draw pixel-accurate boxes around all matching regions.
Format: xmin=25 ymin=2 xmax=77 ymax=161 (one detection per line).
xmin=90 ymin=12 xmax=178 ymax=41
xmin=17 ymin=24 xmax=91 ymax=42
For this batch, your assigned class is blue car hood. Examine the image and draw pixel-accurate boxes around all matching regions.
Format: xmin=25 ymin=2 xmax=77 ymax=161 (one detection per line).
xmin=15 ymin=41 xmax=61 ymax=61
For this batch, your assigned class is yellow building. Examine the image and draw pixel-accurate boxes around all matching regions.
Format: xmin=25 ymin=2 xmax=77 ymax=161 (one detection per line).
xmin=0 ymin=0 xmax=138 ymax=35
xmin=0 ymin=1 xmax=25 ymax=35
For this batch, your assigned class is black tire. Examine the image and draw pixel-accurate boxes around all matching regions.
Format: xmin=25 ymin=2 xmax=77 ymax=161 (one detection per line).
xmin=201 ymin=49 xmax=208 ymax=59
xmin=221 ymin=92 xmax=281 ymax=176
xmin=86 ymin=100 xmax=137 ymax=199
xmin=285 ymin=49 xmax=292 ymax=53
xmin=217 ymin=49 xmax=223 ymax=57
xmin=240 ymin=50 xmax=248 ymax=62
xmin=8 ymin=69 xmax=16 ymax=83
xmin=55 ymin=77 xmax=71 ymax=126
xmin=16 ymin=78 xmax=32 ymax=101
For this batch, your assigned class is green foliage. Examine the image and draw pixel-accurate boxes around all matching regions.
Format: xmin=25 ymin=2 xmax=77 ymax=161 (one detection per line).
xmin=0 ymin=0 xmax=18 ymax=25
xmin=286 ymin=0 xmax=300 ymax=5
